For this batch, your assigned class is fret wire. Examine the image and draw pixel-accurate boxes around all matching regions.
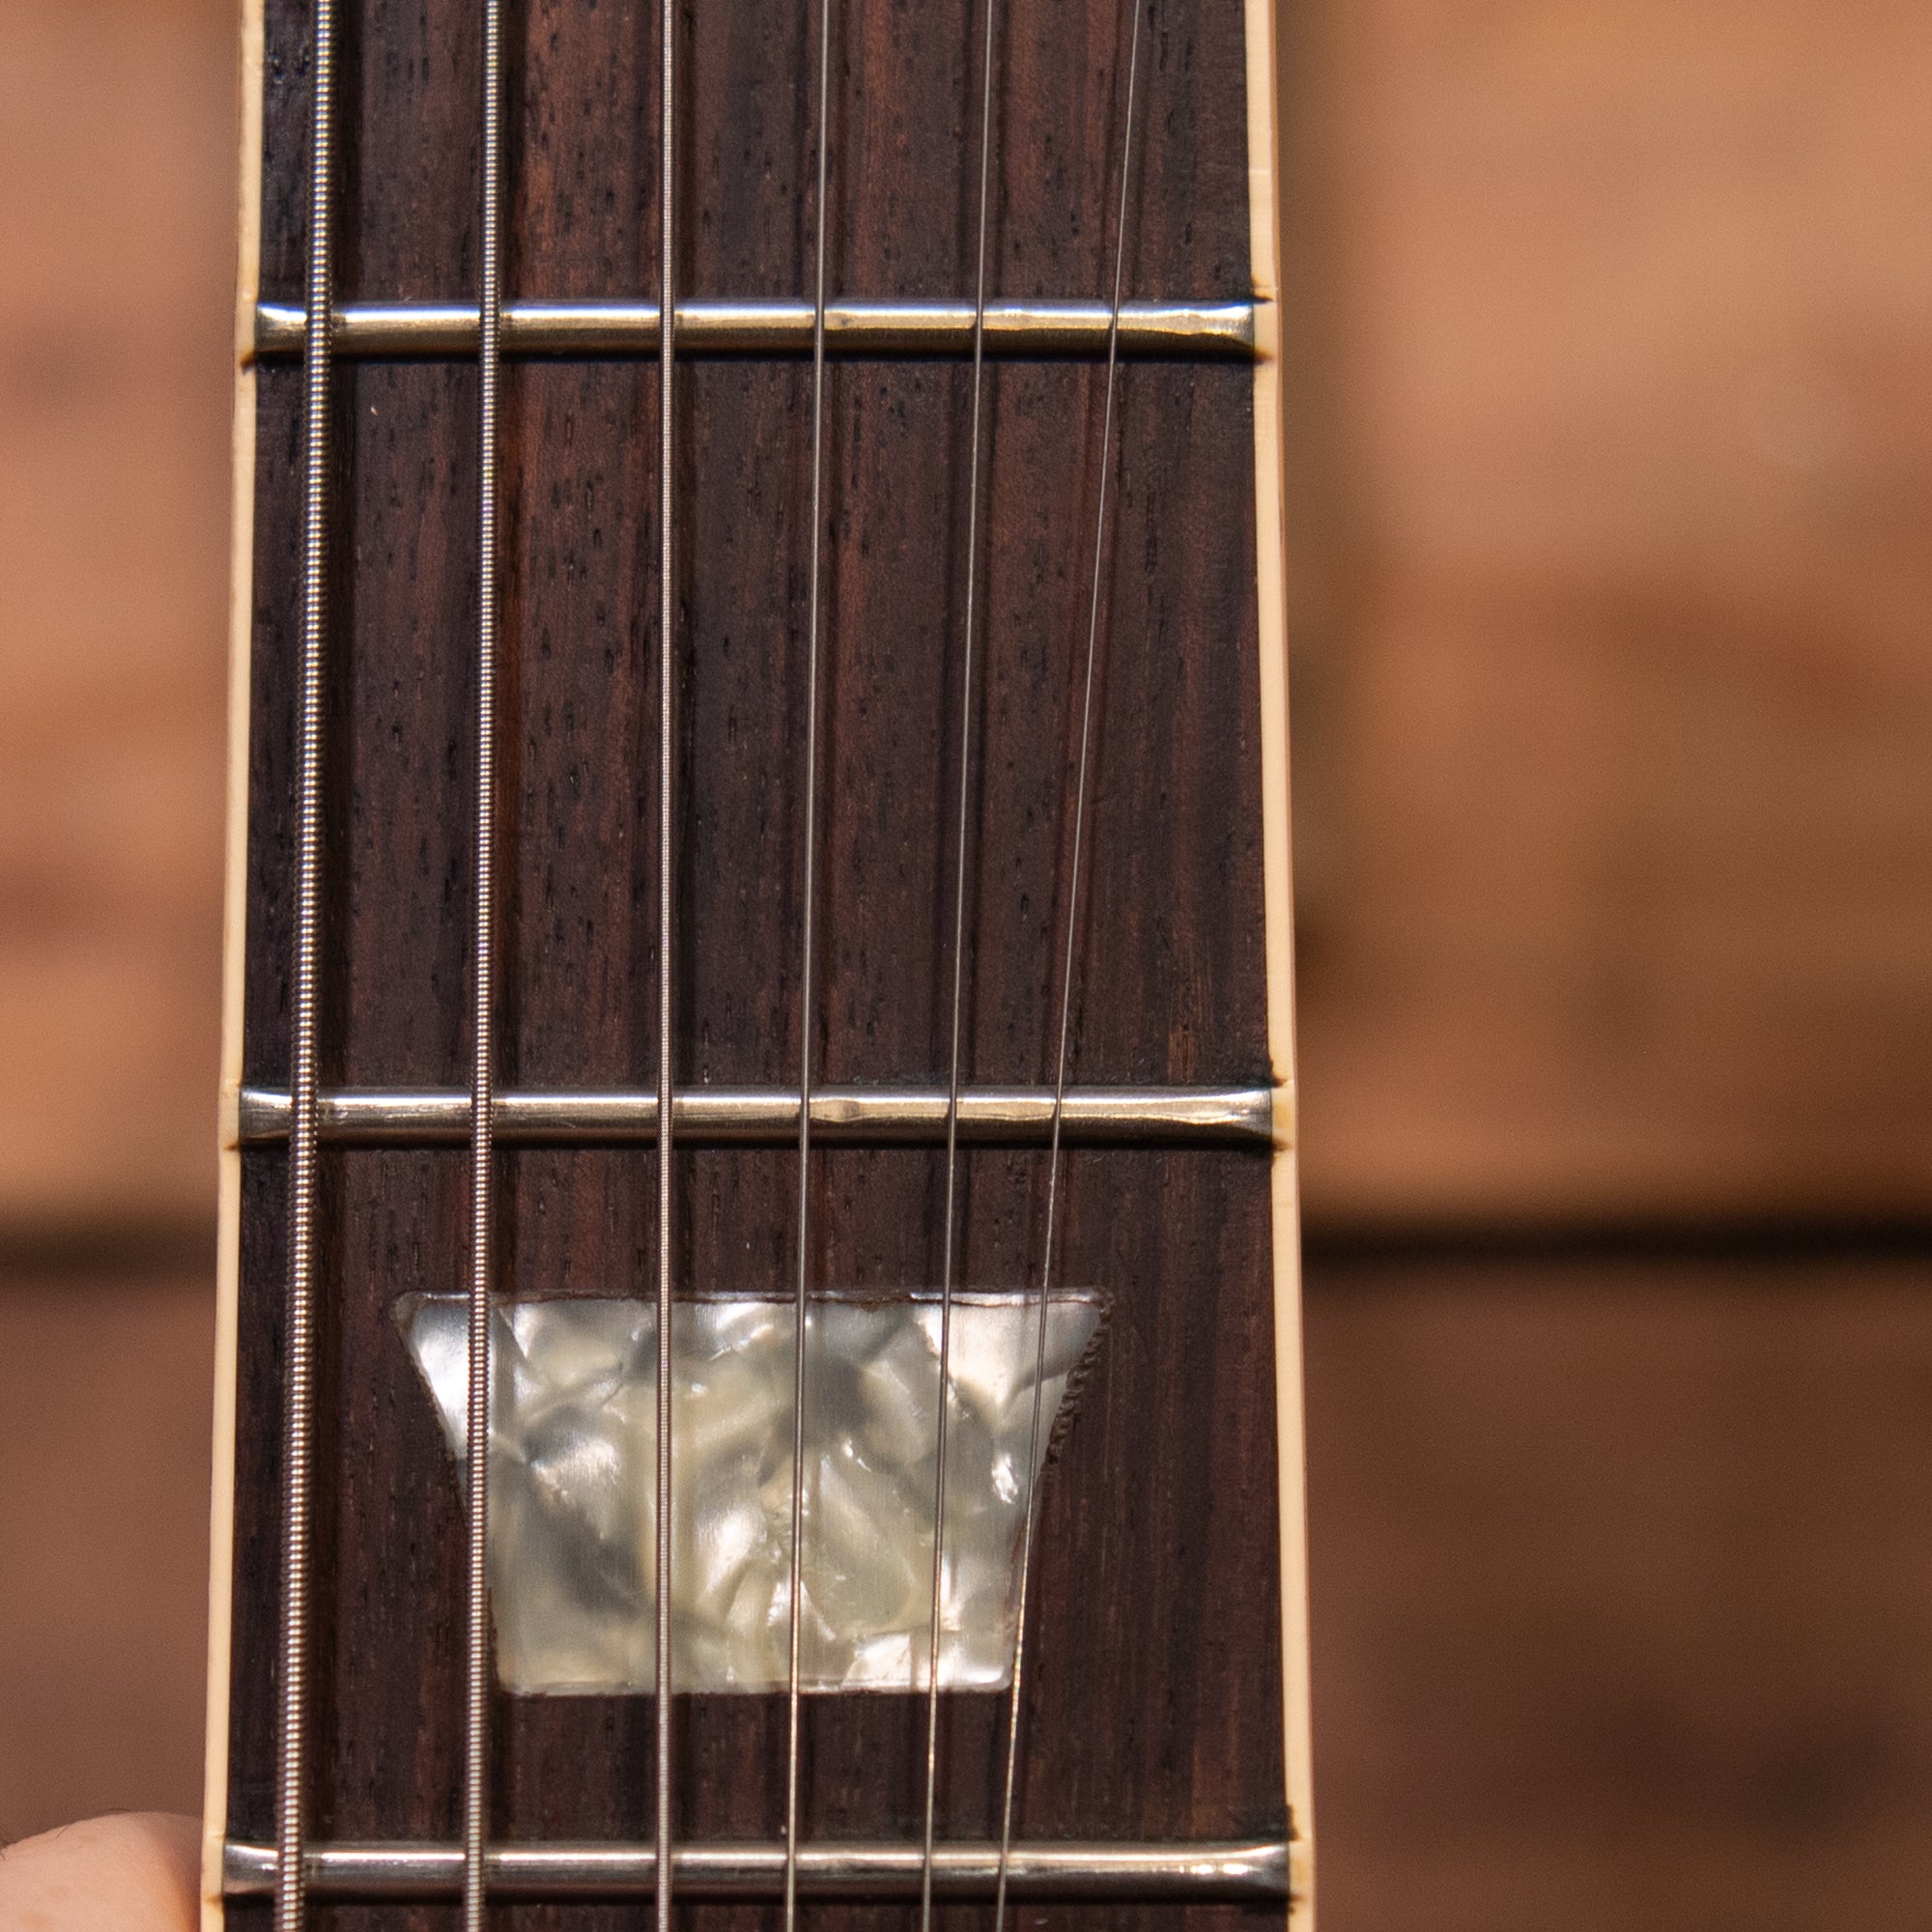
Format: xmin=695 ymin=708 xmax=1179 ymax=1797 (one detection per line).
xmin=275 ymin=0 xmax=338 ymax=1922
xmin=235 ymin=1082 xmax=1277 ymax=1148
xmin=227 ymin=1834 xmax=1294 ymax=1902
xmin=920 ymin=0 xmax=1002 ymax=1918
xmin=253 ymin=295 xmax=1256 ymax=361
xmin=654 ymin=0 xmax=678 ymax=1916
xmin=462 ymin=0 xmax=507 ymax=1926
xmin=995 ymin=0 xmax=1151 ymax=1923
xmin=782 ymin=0 xmax=835 ymax=1918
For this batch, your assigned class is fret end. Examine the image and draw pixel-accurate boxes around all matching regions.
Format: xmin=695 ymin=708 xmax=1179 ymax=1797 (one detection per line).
xmin=1271 ymin=1078 xmax=1296 ymax=1152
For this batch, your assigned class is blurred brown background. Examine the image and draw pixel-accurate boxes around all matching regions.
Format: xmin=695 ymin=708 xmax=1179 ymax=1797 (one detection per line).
xmin=2 ymin=0 xmax=1929 ymax=1926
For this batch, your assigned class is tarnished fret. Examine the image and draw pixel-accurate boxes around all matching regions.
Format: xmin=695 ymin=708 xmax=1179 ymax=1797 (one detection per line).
xmin=235 ymin=1083 xmax=1285 ymax=1149
xmin=252 ymin=296 xmax=1256 ymax=360
xmin=223 ymin=1837 xmax=1293 ymax=1903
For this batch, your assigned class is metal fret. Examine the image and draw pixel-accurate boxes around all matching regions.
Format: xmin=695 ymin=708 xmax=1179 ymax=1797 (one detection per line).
xmin=236 ymin=1082 xmax=1279 ymax=1148
xmin=225 ymin=1837 xmax=1292 ymax=1903
xmin=253 ymin=296 xmax=1254 ymax=359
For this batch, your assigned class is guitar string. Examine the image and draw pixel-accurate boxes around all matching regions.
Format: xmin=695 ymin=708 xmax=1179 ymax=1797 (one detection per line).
xmin=994 ymin=0 xmax=1150 ymax=1922
xmin=276 ymin=10 xmax=1135 ymax=1917
xmin=273 ymin=0 xmax=1162 ymax=1915
xmin=917 ymin=0 xmax=1003 ymax=1920
xmin=462 ymin=0 xmax=507 ymax=1924
xmin=655 ymin=0 xmax=678 ymax=1913
xmin=275 ymin=0 xmax=338 ymax=1922
xmin=781 ymin=0 xmax=835 ymax=1918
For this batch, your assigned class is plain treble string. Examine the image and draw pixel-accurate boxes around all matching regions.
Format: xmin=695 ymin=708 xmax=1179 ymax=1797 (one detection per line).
xmin=654 ymin=0 xmax=678 ymax=1916
xmin=782 ymin=0 xmax=837 ymax=1919
xmin=993 ymin=1 xmax=1152 ymax=1927
xmin=276 ymin=0 xmax=338 ymax=1925
xmin=919 ymin=0 xmax=1004 ymax=1922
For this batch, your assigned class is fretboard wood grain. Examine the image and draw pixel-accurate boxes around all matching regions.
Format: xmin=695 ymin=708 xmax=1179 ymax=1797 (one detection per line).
xmin=210 ymin=0 xmax=1309 ymax=1920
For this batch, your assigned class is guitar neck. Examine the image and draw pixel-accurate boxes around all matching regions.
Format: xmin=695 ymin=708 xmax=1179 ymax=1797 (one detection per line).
xmin=207 ymin=0 xmax=1312 ymax=1919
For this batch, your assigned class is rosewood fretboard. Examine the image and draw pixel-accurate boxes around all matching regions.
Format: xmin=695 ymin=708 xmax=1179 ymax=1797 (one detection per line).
xmin=206 ymin=0 xmax=1312 ymax=1920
